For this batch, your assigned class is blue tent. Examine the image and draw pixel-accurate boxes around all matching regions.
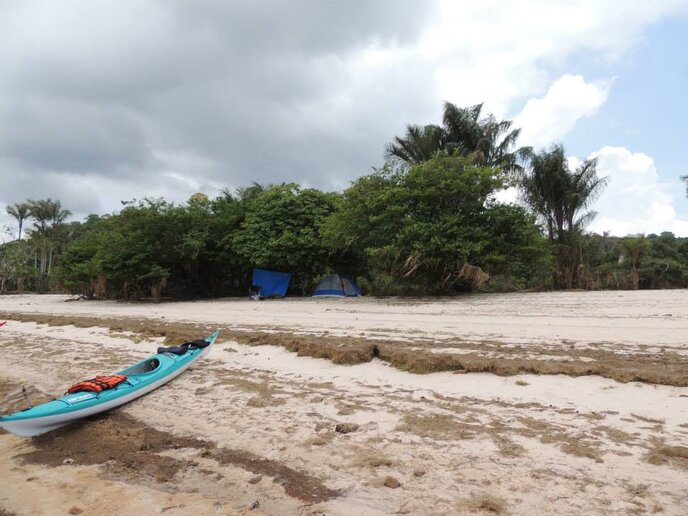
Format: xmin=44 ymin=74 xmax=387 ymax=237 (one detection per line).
xmin=313 ymin=274 xmax=362 ymax=298
xmin=251 ymin=268 xmax=291 ymax=299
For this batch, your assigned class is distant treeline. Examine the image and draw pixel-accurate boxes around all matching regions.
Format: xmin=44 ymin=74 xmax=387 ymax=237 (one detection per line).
xmin=2 ymin=102 xmax=688 ymax=299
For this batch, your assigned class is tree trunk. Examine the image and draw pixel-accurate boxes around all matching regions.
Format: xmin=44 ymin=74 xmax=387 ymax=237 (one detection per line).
xmin=631 ymin=267 xmax=639 ymax=290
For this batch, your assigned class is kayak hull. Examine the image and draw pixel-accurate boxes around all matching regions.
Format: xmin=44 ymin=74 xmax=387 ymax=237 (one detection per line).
xmin=0 ymin=330 xmax=219 ymax=437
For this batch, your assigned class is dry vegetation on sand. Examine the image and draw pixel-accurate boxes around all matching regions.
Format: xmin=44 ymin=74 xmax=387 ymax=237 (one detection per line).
xmin=2 ymin=311 xmax=687 ymax=386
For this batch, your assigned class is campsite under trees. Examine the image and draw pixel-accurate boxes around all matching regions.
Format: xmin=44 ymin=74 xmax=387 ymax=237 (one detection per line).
xmin=2 ymin=102 xmax=688 ymax=299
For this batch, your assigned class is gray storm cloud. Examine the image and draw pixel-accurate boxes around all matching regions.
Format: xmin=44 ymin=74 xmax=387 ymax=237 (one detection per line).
xmin=4 ymin=0 xmax=687 ymax=238
xmin=0 ymin=0 xmax=435 ymax=214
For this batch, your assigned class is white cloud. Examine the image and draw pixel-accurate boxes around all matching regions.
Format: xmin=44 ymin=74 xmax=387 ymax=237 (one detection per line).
xmin=515 ymin=75 xmax=612 ymax=149
xmin=585 ymin=146 xmax=688 ymax=236
xmin=418 ymin=0 xmax=688 ymax=116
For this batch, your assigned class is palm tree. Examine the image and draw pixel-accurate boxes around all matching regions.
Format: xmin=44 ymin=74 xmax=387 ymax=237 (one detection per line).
xmin=477 ymin=115 xmax=531 ymax=172
xmin=386 ymin=102 xmax=529 ymax=171
xmin=47 ymin=199 xmax=71 ymax=275
xmin=564 ymin=157 xmax=607 ymax=236
xmin=521 ymin=145 xmax=606 ymax=239
xmin=520 ymin=145 xmax=568 ymax=243
xmin=235 ymin=182 xmax=268 ymax=202
xmin=520 ymin=145 xmax=607 ymax=287
xmin=27 ymin=198 xmax=71 ymax=291
xmin=619 ymin=236 xmax=649 ymax=289
xmin=441 ymin=102 xmax=483 ymax=156
xmin=385 ymin=124 xmax=445 ymax=164
xmin=5 ymin=202 xmax=31 ymax=240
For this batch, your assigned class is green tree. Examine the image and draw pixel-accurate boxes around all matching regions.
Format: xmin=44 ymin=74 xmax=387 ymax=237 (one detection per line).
xmin=206 ymin=191 xmax=252 ymax=294
xmin=637 ymin=232 xmax=688 ymax=289
xmin=479 ymin=204 xmax=552 ymax=289
xmin=5 ymin=202 xmax=32 ymax=241
xmin=385 ymin=124 xmax=445 ymax=164
xmin=0 ymin=240 xmax=32 ymax=293
xmin=100 ymin=199 xmax=186 ymax=299
xmin=520 ymin=145 xmax=607 ymax=288
xmin=386 ymin=102 xmax=529 ymax=171
xmin=323 ymin=156 xmax=549 ymax=294
xmin=235 ymin=182 xmax=269 ymax=202
xmin=59 ymin=200 xmax=183 ymax=299
xmin=442 ymin=102 xmax=526 ymax=171
xmin=56 ymin=215 xmax=111 ymax=298
xmin=232 ymin=184 xmax=338 ymax=292
xmin=619 ymin=236 xmax=650 ymax=289
xmin=26 ymin=198 xmax=71 ymax=291
xmin=59 ymin=193 xmax=252 ymax=300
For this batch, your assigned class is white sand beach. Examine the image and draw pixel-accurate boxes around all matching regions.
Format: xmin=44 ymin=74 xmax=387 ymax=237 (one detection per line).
xmin=1 ymin=291 xmax=687 ymax=515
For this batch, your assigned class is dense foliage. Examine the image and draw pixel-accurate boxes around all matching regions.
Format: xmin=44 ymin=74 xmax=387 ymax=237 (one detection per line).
xmin=322 ymin=156 xmax=550 ymax=294
xmin=2 ymin=101 xmax=687 ymax=299
xmin=53 ymin=188 xmax=337 ymax=299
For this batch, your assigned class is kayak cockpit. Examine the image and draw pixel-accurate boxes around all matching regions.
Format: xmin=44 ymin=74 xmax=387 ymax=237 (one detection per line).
xmin=119 ymin=357 xmax=161 ymax=376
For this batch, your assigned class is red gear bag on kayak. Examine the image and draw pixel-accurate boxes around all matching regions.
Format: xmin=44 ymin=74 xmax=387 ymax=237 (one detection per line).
xmin=66 ymin=374 xmax=128 ymax=394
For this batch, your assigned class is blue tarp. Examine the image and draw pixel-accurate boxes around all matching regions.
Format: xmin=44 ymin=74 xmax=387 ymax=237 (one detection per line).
xmin=313 ymin=274 xmax=362 ymax=297
xmin=251 ymin=268 xmax=291 ymax=298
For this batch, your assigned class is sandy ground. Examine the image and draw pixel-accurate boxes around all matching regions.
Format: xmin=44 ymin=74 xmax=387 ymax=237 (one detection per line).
xmin=0 ymin=291 xmax=687 ymax=515
xmin=1 ymin=290 xmax=688 ymax=347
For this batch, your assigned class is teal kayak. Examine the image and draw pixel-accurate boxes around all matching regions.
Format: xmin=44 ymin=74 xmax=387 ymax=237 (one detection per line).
xmin=0 ymin=330 xmax=219 ymax=437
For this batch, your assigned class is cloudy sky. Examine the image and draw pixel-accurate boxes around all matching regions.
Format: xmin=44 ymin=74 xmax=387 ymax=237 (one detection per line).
xmin=1 ymin=0 xmax=688 ymax=238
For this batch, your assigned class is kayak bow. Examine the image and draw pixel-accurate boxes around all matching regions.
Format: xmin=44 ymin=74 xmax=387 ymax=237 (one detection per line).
xmin=0 ymin=330 xmax=220 ymax=437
